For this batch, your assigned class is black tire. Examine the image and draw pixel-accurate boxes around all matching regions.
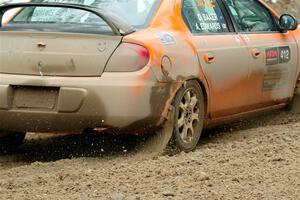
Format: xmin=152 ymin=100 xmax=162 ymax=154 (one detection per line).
xmin=0 ymin=132 xmax=26 ymax=153
xmin=171 ymin=80 xmax=205 ymax=152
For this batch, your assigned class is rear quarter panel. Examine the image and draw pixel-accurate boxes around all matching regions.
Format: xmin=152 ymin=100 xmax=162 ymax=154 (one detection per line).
xmin=125 ymin=0 xmax=205 ymax=82
xmin=123 ymin=0 xmax=210 ymax=120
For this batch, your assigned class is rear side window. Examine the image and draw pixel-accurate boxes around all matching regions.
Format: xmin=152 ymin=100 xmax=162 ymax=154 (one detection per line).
xmin=223 ymin=0 xmax=278 ymax=32
xmin=182 ymin=0 xmax=229 ymax=34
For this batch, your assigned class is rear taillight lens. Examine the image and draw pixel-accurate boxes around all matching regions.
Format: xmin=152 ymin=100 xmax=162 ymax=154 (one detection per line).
xmin=105 ymin=43 xmax=150 ymax=72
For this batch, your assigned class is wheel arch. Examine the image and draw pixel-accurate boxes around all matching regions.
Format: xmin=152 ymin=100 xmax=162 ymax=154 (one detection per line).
xmin=190 ymin=78 xmax=209 ymax=118
xmin=176 ymin=78 xmax=210 ymax=118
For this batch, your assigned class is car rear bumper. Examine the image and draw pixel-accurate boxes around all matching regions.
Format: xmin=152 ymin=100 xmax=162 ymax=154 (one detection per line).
xmin=0 ymin=70 xmax=173 ymax=134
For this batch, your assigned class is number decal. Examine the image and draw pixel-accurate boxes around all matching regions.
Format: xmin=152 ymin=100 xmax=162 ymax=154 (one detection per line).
xmin=279 ymin=46 xmax=291 ymax=63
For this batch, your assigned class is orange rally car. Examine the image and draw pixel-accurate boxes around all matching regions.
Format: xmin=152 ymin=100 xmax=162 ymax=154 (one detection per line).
xmin=0 ymin=0 xmax=299 ymax=152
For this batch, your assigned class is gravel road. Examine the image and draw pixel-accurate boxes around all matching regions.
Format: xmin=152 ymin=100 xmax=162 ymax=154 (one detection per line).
xmin=0 ymin=110 xmax=299 ymax=200
xmin=0 ymin=2 xmax=299 ymax=200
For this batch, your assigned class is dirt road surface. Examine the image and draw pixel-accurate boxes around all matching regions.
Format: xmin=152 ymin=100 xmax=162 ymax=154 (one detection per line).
xmin=0 ymin=110 xmax=299 ymax=200
xmin=0 ymin=1 xmax=299 ymax=200
xmin=268 ymin=0 xmax=300 ymax=19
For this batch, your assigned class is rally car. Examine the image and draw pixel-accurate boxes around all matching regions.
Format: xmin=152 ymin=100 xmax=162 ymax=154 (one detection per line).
xmin=0 ymin=0 xmax=299 ymax=152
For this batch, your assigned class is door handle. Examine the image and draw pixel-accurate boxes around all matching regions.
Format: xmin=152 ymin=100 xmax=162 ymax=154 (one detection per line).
xmin=203 ymin=53 xmax=215 ymax=64
xmin=251 ymin=49 xmax=261 ymax=59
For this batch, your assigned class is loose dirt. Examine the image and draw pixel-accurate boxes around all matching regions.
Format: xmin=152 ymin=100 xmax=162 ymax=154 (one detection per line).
xmin=1 ymin=2 xmax=300 ymax=199
xmin=0 ymin=110 xmax=299 ymax=200
xmin=267 ymin=0 xmax=300 ymax=19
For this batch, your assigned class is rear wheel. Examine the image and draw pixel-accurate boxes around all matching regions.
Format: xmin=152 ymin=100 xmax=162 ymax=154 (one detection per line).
xmin=172 ymin=81 xmax=205 ymax=152
xmin=0 ymin=132 xmax=26 ymax=153
xmin=140 ymin=80 xmax=205 ymax=154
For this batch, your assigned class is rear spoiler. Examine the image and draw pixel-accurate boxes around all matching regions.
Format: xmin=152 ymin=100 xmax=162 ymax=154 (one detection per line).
xmin=0 ymin=2 xmax=135 ymax=36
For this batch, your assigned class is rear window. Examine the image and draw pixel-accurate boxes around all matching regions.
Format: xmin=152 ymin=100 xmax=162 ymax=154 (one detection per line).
xmin=7 ymin=0 xmax=160 ymax=29
xmin=4 ymin=6 xmax=115 ymax=35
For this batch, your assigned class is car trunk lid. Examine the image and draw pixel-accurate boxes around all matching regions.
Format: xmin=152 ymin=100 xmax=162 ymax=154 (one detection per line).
xmin=0 ymin=31 xmax=122 ymax=76
xmin=0 ymin=2 xmax=135 ymax=76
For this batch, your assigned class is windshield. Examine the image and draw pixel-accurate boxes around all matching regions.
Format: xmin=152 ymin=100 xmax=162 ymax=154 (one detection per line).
xmin=7 ymin=0 xmax=160 ymax=28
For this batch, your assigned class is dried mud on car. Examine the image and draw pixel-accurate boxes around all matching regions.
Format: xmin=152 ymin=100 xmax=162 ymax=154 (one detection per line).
xmin=0 ymin=111 xmax=299 ymax=200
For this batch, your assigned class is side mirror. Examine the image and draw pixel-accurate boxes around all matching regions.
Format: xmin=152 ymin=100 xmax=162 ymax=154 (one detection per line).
xmin=279 ymin=14 xmax=298 ymax=32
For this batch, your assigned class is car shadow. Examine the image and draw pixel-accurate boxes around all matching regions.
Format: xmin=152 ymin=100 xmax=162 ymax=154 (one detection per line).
xmin=199 ymin=110 xmax=298 ymax=143
xmin=0 ymin=132 xmax=143 ymax=165
xmin=0 ymin=111 xmax=297 ymax=166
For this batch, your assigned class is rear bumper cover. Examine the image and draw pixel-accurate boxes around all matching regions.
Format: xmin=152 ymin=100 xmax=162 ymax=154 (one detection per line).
xmin=0 ymin=70 xmax=172 ymax=134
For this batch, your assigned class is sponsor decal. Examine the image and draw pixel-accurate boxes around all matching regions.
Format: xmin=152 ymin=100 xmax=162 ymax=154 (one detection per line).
xmin=266 ymin=47 xmax=279 ymax=65
xmin=263 ymin=66 xmax=289 ymax=91
xmin=263 ymin=46 xmax=291 ymax=91
xmin=157 ymin=32 xmax=176 ymax=46
xmin=266 ymin=46 xmax=291 ymax=65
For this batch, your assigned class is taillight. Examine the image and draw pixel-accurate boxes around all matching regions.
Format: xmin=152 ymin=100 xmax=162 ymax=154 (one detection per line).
xmin=105 ymin=43 xmax=150 ymax=72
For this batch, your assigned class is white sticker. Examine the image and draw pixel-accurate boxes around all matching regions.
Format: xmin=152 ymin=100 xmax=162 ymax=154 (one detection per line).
xmin=157 ymin=32 xmax=176 ymax=46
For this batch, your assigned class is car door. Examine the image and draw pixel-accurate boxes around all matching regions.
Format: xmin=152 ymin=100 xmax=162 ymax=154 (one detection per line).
xmin=182 ymin=0 xmax=256 ymax=118
xmin=222 ymin=0 xmax=298 ymax=107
